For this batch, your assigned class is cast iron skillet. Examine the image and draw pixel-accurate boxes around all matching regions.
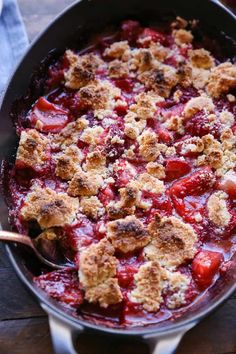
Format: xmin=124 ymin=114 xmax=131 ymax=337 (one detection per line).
xmin=0 ymin=0 xmax=236 ymax=353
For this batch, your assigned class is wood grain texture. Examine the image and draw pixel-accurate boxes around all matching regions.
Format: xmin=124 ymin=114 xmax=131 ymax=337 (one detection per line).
xmin=0 ymin=1 xmax=236 ymax=353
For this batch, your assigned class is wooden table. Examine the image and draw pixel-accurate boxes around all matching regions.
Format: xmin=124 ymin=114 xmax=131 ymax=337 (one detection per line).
xmin=0 ymin=1 xmax=236 ymax=353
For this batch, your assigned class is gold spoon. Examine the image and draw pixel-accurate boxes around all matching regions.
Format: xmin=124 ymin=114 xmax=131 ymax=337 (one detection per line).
xmin=0 ymin=230 xmax=71 ymax=270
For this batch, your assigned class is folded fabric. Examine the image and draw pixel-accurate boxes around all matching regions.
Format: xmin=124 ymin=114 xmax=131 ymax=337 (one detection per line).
xmin=0 ymin=0 xmax=28 ymax=96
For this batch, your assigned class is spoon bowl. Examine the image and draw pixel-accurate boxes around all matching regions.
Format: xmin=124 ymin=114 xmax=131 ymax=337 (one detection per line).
xmin=0 ymin=230 xmax=70 ymax=269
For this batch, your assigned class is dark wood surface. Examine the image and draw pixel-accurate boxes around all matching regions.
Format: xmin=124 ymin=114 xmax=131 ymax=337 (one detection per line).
xmin=0 ymin=1 xmax=236 ymax=353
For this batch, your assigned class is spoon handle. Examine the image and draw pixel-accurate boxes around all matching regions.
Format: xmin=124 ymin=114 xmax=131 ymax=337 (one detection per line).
xmin=0 ymin=230 xmax=69 ymax=270
xmin=0 ymin=230 xmax=33 ymax=248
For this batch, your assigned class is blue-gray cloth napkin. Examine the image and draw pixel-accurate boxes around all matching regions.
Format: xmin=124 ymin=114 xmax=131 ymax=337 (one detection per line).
xmin=0 ymin=0 xmax=28 ymax=96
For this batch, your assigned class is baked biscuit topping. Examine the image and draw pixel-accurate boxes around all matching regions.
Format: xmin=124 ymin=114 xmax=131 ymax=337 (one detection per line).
xmin=129 ymin=261 xmax=168 ymax=312
xmin=9 ymin=18 xmax=236 ymax=327
xmin=145 ymin=215 xmax=198 ymax=268
xmin=79 ymin=239 xmax=117 ymax=287
xmin=16 ymin=129 xmax=50 ymax=170
xmin=107 ymin=215 xmax=150 ymax=253
xmin=21 ymin=186 xmax=79 ymax=228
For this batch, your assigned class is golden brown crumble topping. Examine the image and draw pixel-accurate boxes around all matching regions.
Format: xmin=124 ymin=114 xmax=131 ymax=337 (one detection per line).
xmin=124 ymin=111 xmax=147 ymax=139
xmin=104 ymin=40 xmax=131 ymax=61
xmin=146 ymin=162 xmax=166 ymax=179
xmin=21 ymin=186 xmax=79 ymax=228
xmin=77 ymin=80 xmax=120 ymax=111
xmin=130 ymin=48 xmax=155 ymax=72
xmin=207 ymin=62 xmax=236 ymax=98
xmin=67 ymin=169 xmax=104 ymax=197
xmin=219 ymin=110 xmax=234 ymax=128
xmin=106 ymin=185 xmax=139 ymax=220
xmin=83 ymin=150 xmax=107 ymax=175
xmin=138 ymin=64 xmax=179 ymax=98
xmin=136 ymin=173 xmax=165 ymax=194
xmin=85 ymin=278 xmax=123 ymax=307
xmin=129 ymin=261 xmax=168 ymax=311
xmin=53 ymin=118 xmax=88 ymax=148
xmin=108 ymin=59 xmax=129 ymax=78
xmin=130 ymin=91 xmax=163 ymax=119
xmin=14 ymin=18 xmax=236 ymax=319
xmin=207 ymin=191 xmax=231 ymax=227
xmin=55 ymin=145 xmax=83 ymax=180
xmin=64 ymin=52 xmax=104 ymax=89
xmin=145 ymin=215 xmax=198 ymax=268
xmin=107 ymin=215 xmax=150 ymax=253
xmin=138 ymin=130 xmax=165 ymax=161
xmin=16 ymin=129 xmax=50 ymax=168
xmin=188 ymin=49 xmax=215 ymax=69
xmin=183 ymin=95 xmax=214 ymax=118
xmin=80 ymin=196 xmax=105 ymax=220
xmin=79 ymin=238 xmax=117 ymax=287
xmin=173 ymin=29 xmax=193 ymax=46
xmin=166 ymin=271 xmax=190 ymax=309
xmin=80 ymin=126 xmax=105 ymax=145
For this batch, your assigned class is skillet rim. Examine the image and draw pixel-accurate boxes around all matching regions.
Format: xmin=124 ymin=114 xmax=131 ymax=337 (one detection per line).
xmin=1 ymin=0 xmax=236 ymax=336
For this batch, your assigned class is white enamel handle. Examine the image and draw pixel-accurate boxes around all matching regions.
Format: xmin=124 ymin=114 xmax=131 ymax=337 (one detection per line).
xmin=143 ymin=322 xmax=197 ymax=354
xmin=42 ymin=303 xmax=83 ymax=354
xmin=42 ymin=303 xmax=197 ymax=354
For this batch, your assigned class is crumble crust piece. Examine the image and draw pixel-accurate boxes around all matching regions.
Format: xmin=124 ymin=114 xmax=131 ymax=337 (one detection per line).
xmin=106 ymin=185 xmax=139 ymax=220
xmin=68 ymin=169 xmax=104 ymax=197
xmin=107 ymin=215 xmax=150 ymax=253
xmin=166 ymin=271 xmax=190 ymax=309
xmin=79 ymin=239 xmax=123 ymax=307
xmin=146 ymin=162 xmax=166 ymax=179
xmin=207 ymin=62 xmax=236 ymax=98
xmin=130 ymin=91 xmax=163 ymax=119
xmin=207 ymin=191 xmax=231 ymax=227
xmin=183 ymin=96 xmax=214 ymax=118
xmin=80 ymin=196 xmax=105 ymax=219
xmin=85 ymin=278 xmax=123 ymax=307
xmin=138 ymin=130 xmax=166 ymax=161
xmin=129 ymin=261 xmax=168 ymax=312
xmin=21 ymin=186 xmax=79 ymax=228
xmin=79 ymin=238 xmax=118 ymax=287
xmin=188 ymin=49 xmax=215 ymax=69
xmin=55 ymin=145 xmax=83 ymax=180
xmin=16 ymin=129 xmax=50 ymax=168
xmin=104 ymin=40 xmax=131 ymax=61
xmin=108 ymin=59 xmax=129 ymax=78
xmin=138 ymin=64 xmax=179 ymax=98
xmin=64 ymin=52 xmax=104 ymax=89
xmin=124 ymin=111 xmax=147 ymax=139
xmin=173 ymin=29 xmax=193 ymax=46
xmin=53 ymin=118 xmax=88 ymax=148
xmin=145 ymin=215 xmax=198 ymax=268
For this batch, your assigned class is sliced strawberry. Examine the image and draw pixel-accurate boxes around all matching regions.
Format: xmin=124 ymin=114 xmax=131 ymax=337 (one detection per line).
xmin=121 ymin=20 xmax=141 ymax=43
xmin=165 ymin=158 xmax=191 ymax=181
xmin=117 ymin=265 xmax=138 ymax=288
xmin=137 ymin=28 xmax=166 ymax=46
xmin=172 ymin=195 xmax=206 ymax=223
xmin=29 ymin=97 xmax=69 ymax=133
xmin=98 ymin=184 xmax=116 ymax=206
xmin=115 ymin=160 xmax=136 ymax=188
xmin=114 ymin=78 xmax=134 ymax=93
xmin=218 ymin=172 xmax=236 ymax=199
xmin=192 ymin=250 xmax=223 ymax=289
xmin=184 ymin=112 xmax=221 ymax=138
xmin=142 ymin=190 xmax=173 ymax=217
xmin=157 ymin=126 xmax=173 ymax=144
xmin=170 ymin=167 xmax=215 ymax=199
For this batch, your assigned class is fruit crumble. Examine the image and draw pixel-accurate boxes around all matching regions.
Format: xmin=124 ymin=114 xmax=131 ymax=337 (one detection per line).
xmin=7 ymin=17 xmax=236 ymax=327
